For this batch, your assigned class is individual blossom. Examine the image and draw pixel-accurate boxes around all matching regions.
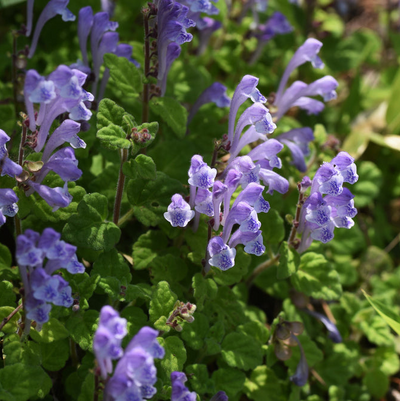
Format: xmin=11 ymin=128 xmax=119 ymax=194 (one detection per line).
xmin=210 ymin=391 xmax=229 ymax=401
xmin=297 ymin=152 xmax=358 ymax=252
xmin=302 ymin=309 xmax=342 ymax=343
xmin=0 ymin=188 xmax=19 ymax=227
xmin=0 ymin=129 xmax=23 ymax=178
xmin=275 ymin=127 xmax=314 ymax=173
xmin=171 ymin=371 xmax=197 ymax=401
xmin=16 ymin=228 xmax=84 ymax=332
xmin=207 ymin=236 xmax=236 ymax=271
xmin=187 ymin=82 xmax=231 ymax=125
xmin=164 ymin=194 xmax=195 ymax=227
xmin=28 ymin=0 xmax=76 ymax=59
xmin=104 ymin=326 xmax=165 ymax=400
xmin=196 ymin=17 xmax=222 ymax=55
xmin=289 ymin=334 xmax=309 ymax=387
xmin=93 ymin=306 xmax=127 ymax=379
xmin=274 ymin=38 xmax=325 ymax=107
xmin=249 ymin=12 xmax=293 ymax=66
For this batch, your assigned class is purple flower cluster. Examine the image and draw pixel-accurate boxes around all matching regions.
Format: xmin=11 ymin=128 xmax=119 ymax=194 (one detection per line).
xmin=155 ymin=0 xmax=196 ymax=95
xmin=75 ymin=6 xmax=139 ymax=99
xmin=93 ymin=306 xmax=165 ymax=400
xmin=23 ymin=66 xmax=90 ymax=210
xmin=266 ymin=39 xmax=339 ymax=172
xmin=0 ymin=129 xmax=21 ymax=227
xmin=298 ymin=152 xmax=358 ymax=252
xmin=16 ymin=228 xmax=85 ymax=331
xmin=165 ymin=75 xmax=289 ymax=271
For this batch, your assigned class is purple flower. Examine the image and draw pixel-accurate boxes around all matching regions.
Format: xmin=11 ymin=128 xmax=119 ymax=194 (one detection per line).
xmin=77 ymin=6 xmax=94 ymax=67
xmin=0 ymin=130 xmax=23 ymax=178
xmin=171 ymin=372 xmax=197 ymax=401
xmin=164 ymin=194 xmax=195 ymax=227
xmin=274 ymin=38 xmax=324 ymax=108
xmin=0 ymin=188 xmax=19 ymax=227
xmin=275 ymin=127 xmax=314 ymax=172
xmin=197 ymin=17 xmax=222 ymax=55
xmin=188 ymin=155 xmax=217 ymax=189
xmin=188 ymin=82 xmax=230 ymax=124
xmin=94 ymin=306 xmax=127 ymax=379
xmin=303 ymin=309 xmax=342 ymax=343
xmin=210 ymin=391 xmax=229 ymax=401
xmin=27 ymin=181 xmax=73 ymax=212
xmin=289 ymin=335 xmax=309 ymax=387
xmin=208 ymin=236 xmax=236 ymax=271
xmin=28 ymin=0 xmax=76 ymax=59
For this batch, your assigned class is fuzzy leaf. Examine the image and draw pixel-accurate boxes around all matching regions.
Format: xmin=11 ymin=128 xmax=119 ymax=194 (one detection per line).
xmin=104 ymin=53 xmax=141 ymax=95
xmin=123 ymin=154 xmax=157 ymax=180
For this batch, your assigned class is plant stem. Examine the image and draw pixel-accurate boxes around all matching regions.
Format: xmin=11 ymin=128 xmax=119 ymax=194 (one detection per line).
xmin=246 ymin=254 xmax=280 ymax=287
xmin=113 ymin=148 xmax=128 ymax=225
xmin=15 ymin=124 xmax=27 ymax=237
xmin=288 ymin=190 xmax=305 ymax=247
xmin=142 ymin=12 xmax=150 ymax=124
xmin=0 ymin=303 xmax=22 ymax=332
xmin=118 ymin=208 xmax=135 ymax=227
xmin=69 ymin=338 xmax=79 ymax=367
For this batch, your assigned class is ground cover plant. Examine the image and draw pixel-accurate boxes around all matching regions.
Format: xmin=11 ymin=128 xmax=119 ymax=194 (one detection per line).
xmin=1 ymin=0 xmax=400 ymax=400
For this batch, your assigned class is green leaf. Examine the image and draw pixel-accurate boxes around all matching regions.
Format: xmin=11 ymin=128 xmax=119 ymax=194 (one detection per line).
xmin=212 ymin=249 xmax=251 ymax=286
xmin=97 ymin=98 xmax=127 ymax=129
xmin=221 ymin=332 xmax=263 ymax=370
xmin=0 ymin=281 xmax=15 ymax=307
xmin=180 ymin=313 xmax=209 ymax=350
xmin=243 ymin=366 xmax=285 ymax=401
xmin=363 ymin=369 xmax=388 ymax=399
xmin=29 ymin=318 xmax=70 ymax=343
xmin=206 ymin=286 xmax=246 ymax=328
xmin=97 ymin=123 xmax=131 ymax=150
xmin=386 ymin=68 xmax=400 ymax=133
xmin=0 ymin=363 xmax=52 ymax=401
xmin=352 ymin=161 xmax=382 ymax=208
xmin=78 ymin=373 xmax=95 ymax=401
xmin=132 ymin=230 xmax=169 ymax=270
xmin=205 ymin=321 xmax=225 ymax=356
xmin=3 ymin=336 xmax=41 ymax=366
xmin=150 ymin=254 xmax=188 ymax=284
xmin=40 ymin=340 xmax=69 ymax=371
xmin=123 ymin=154 xmax=157 ymax=180
xmin=104 ymin=53 xmax=141 ymax=95
xmin=185 ymin=364 xmax=210 ymax=395
xmin=125 ymin=283 xmax=152 ymax=303
xmin=315 ymin=343 xmax=360 ymax=386
xmin=120 ymin=306 xmax=148 ymax=340
xmin=150 ymin=97 xmax=188 ymax=138
xmin=126 ymin=172 xmax=183 ymax=226
xmin=192 ymin=273 xmax=218 ymax=311
xmin=66 ymin=310 xmax=99 ymax=350
xmin=291 ymin=253 xmax=342 ymax=300
xmin=63 ymin=193 xmax=121 ymax=251
xmin=157 ymin=336 xmax=187 ymax=381
xmin=277 ymin=241 xmax=300 ymax=279
xmin=258 ymin=209 xmax=285 ymax=244
xmin=237 ymin=321 xmax=269 ymax=345
xmin=149 ymin=281 xmax=178 ymax=327
xmin=92 ymin=249 xmax=132 ymax=300
xmin=212 ymin=368 xmax=246 ymax=399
